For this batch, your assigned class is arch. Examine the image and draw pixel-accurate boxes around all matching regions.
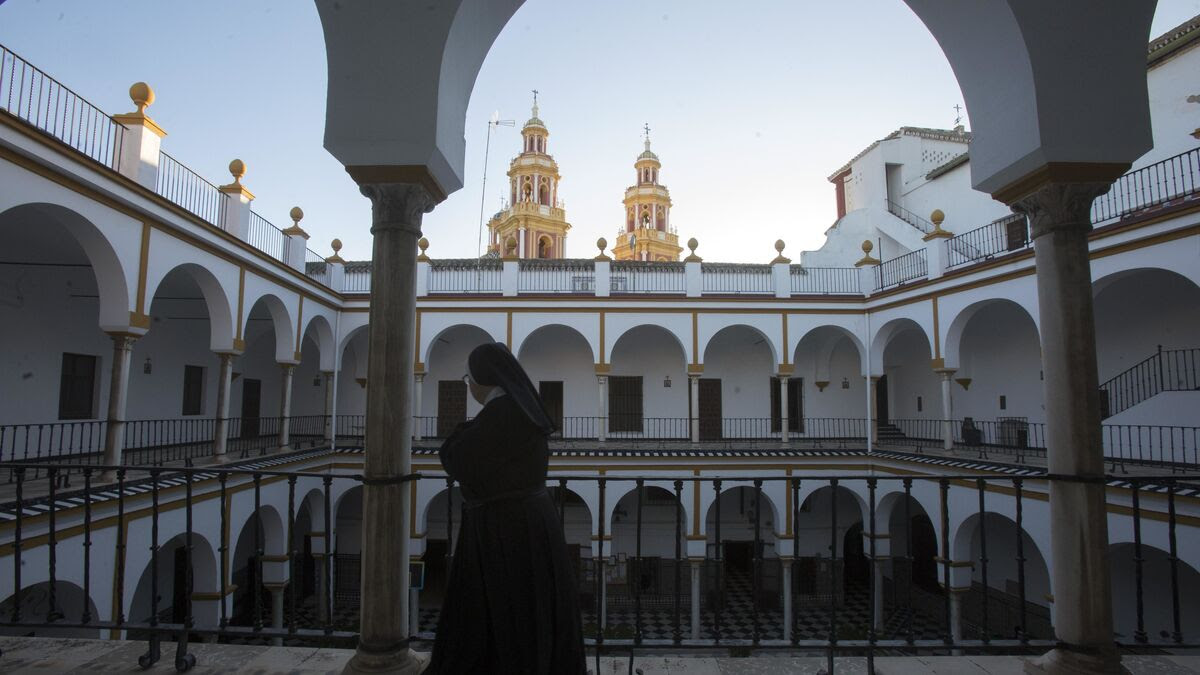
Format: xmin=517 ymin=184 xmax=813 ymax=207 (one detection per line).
xmin=513 ymin=322 xmax=598 ymax=364
xmin=421 ymin=484 xmax=466 ymax=542
xmin=537 ymin=235 xmax=552 ymax=257
xmin=609 ymin=323 xmax=688 ymax=368
xmin=608 ymin=324 xmax=690 ymax=427
xmin=334 ymin=485 xmax=364 ymax=555
xmin=950 ymin=511 xmax=1052 ymax=638
xmin=422 ymin=323 xmax=499 ymax=369
xmin=516 ymin=324 xmax=597 ymax=435
xmin=546 ymin=485 xmax=595 ymax=553
xmin=1109 ymin=543 xmax=1200 ymax=643
xmin=127 ymin=531 xmax=220 ymax=627
xmin=243 ymin=293 xmax=296 ymax=364
xmin=144 ymin=262 xmax=237 ymax=353
xmin=796 ymin=484 xmax=869 ymax=548
xmin=704 ymin=485 xmax=781 ymax=549
xmin=793 ymin=324 xmax=867 ymax=379
xmin=700 ymin=323 xmax=780 ymax=372
xmin=0 ymin=202 xmax=133 ymax=331
xmin=608 ymin=484 xmax=688 ymax=560
xmin=0 ymin=581 xmax=101 ymax=638
xmin=869 ymin=317 xmax=933 ymax=372
xmin=942 ymin=297 xmax=1041 ymax=370
xmin=300 ymin=313 xmax=337 ymax=372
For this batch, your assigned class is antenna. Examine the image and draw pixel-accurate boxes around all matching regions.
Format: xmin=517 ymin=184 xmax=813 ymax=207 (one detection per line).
xmin=477 ymin=110 xmax=515 ymax=263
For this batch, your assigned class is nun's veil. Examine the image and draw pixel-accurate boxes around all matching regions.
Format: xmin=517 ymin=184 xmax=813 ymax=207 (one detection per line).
xmin=467 ymin=342 xmax=556 ymax=435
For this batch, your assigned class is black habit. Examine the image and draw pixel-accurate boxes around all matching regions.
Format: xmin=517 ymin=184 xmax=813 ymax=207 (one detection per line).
xmin=427 ymin=393 xmax=587 ymax=674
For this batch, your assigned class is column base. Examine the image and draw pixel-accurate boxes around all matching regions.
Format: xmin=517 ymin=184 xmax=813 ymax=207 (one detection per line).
xmin=1024 ymin=648 xmax=1126 ymax=675
xmin=343 ymin=647 xmax=429 ymax=674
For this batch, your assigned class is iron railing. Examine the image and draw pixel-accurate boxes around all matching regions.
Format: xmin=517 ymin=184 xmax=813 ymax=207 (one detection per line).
xmin=155 ymin=152 xmax=228 ymax=229
xmin=517 ymin=259 xmax=595 ymax=294
xmin=343 ymin=268 xmax=371 ymax=293
xmin=886 ymin=200 xmax=936 ymax=235
xmin=304 ymin=248 xmax=329 ymax=286
xmin=874 ymin=249 xmax=927 ymax=290
xmin=427 ymin=260 xmax=502 ymax=294
xmin=790 ymin=266 xmax=861 ymax=295
xmin=248 ymin=211 xmax=287 ymax=262
xmin=610 ymin=262 xmax=686 ymax=295
xmin=0 ymin=44 xmax=125 ymax=169
xmin=1092 ymin=147 xmax=1200 ymax=225
xmin=1099 ymin=346 xmax=1199 ymax=419
xmin=4 ymin=464 xmax=1195 ymax=672
xmin=701 ymin=263 xmax=774 ymax=295
xmin=946 ymin=214 xmax=1030 ymax=268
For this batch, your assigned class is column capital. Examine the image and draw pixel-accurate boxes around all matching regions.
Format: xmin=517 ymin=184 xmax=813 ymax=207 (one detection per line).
xmin=358 ymin=183 xmax=437 ymax=237
xmin=1010 ymin=181 xmax=1113 ymax=239
xmin=105 ymin=332 xmax=140 ymax=349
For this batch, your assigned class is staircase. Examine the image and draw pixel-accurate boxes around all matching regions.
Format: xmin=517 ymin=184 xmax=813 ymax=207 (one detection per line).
xmin=886 ymin=200 xmax=986 ymax=260
xmin=1099 ymin=346 xmax=1200 ymax=419
xmin=876 ymin=422 xmax=907 ymax=443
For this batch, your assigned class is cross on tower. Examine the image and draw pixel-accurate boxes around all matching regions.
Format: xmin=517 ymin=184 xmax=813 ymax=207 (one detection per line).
xmin=953 ymin=104 xmax=963 ymax=126
xmin=643 ymin=123 xmax=651 ymax=142
xmin=532 ymin=89 xmax=538 ymax=105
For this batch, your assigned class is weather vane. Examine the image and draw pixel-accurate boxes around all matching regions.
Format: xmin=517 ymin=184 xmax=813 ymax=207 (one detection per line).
xmin=643 ymin=123 xmax=651 ymax=142
xmin=953 ymin=104 xmax=963 ymax=127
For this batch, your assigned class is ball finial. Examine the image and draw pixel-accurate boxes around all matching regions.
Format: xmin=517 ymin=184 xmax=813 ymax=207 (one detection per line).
xmin=930 ymin=209 xmax=945 ymax=227
xmin=289 ymin=206 xmax=304 ymax=224
xmin=505 ymin=237 xmax=517 ymax=255
xmin=331 ymin=239 xmax=343 ymax=253
xmin=775 ymin=239 xmax=786 ymax=253
xmin=688 ymin=237 xmax=699 ymax=252
xmin=597 ymin=237 xmax=608 ymax=252
xmin=228 ymin=159 xmax=246 ymax=183
xmin=418 ymin=237 xmax=429 ymax=252
xmin=129 ymin=82 xmax=155 ymax=113
xmin=861 ymin=240 xmax=874 ymax=254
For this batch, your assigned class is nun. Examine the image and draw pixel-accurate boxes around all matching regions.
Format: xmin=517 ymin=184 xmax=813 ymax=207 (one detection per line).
xmin=426 ymin=342 xmax=586 ymax=674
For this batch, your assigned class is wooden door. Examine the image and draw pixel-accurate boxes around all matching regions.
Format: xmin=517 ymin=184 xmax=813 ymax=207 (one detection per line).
xmin=241 ymin=379 xmax=261 ymax=438
xmin=788 ymin=378 xmax=803 ymax=432
xmin=608 ymin=376 xmax=643 ymax=433
xmin=539 ymin=381 xmax=563 ymax=436
xmin=437 ymin=380 xmax=467 ymax=438
xmin=875 ymin=374 xmax=889 ymax=425
xmin=698 ymin=378 xmax=722 ymax=440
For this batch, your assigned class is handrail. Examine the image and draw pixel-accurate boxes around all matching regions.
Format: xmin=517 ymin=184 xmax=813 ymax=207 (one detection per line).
xmin=247 ymin=210 xmax=287 ymax=261
xmin=874 ymin=249 xmax=928 ymax=290
xmin=156 ymin=151 xmax=228 ymax=229
xmin=1092 ymin=147 xmax=1200 ymax=225
xmin=886 ymin=200 xmax=935 ymax=234
xmin=1099 ymin=346 xmax=1200 ymax=419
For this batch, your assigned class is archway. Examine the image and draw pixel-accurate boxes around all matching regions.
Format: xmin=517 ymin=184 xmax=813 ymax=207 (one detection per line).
xmin=878 ymin=492 xmax=941 ymax=640
xmin=792 ymin=325 xmax=867 ymax=432
xmin=608 ymin=325 xmax=688 ymax=438
xmin=290 ymin=315 xmax=337 ymax=443
xmin=423 ymin=324 xmax=495 ymax=437
xmin=701 ymin=326 xmax=778 ymax=439
xmin=604 ymin=484 xmax=687 ymax=638
xmin=1109 ymin=543 xmax=1200 ymax=644
xmin=874 ymin=318 xmax=939 ymax=442
xmin=517 ymin=324 xmax=596 ymax=438
xmin=0 ymin=581 xmax=101 ymax=638
xmin=952 ymin=512 xmax=1052 ymax=641
xmin=229 ymin=505 xmax=287 ymax=629
xmin=128 ymin=531 xmax=220 ymax=631
xmin=230 ymin=295 xmax=293 ymax=455
xmin=795 ymin=485 xmax=867 ymax=609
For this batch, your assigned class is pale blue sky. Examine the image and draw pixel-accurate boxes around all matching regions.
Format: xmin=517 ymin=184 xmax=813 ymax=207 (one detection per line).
xmin=2 ymin=1 xmax=1197 ymax=262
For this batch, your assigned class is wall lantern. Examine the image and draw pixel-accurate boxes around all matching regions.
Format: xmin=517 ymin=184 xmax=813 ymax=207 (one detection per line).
xmin=663 ymin=375 xmax=672 ymax=388
xmin=143 ymin=357 xmax=152 ymax=375
xmin=313 ymin=375 xmax=322 ymax=387
xmin=841 ymin=377 xmax=849 ymax=389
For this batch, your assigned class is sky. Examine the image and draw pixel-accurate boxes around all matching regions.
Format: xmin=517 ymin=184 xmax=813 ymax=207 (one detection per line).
xmin=2 ymin=0 xmax=1197 ymax=263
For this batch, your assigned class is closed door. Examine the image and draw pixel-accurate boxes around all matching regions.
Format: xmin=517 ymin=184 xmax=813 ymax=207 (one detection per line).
xmin=875 ymin=374 xmax=889 ymax=425
xmin=437 ymin=380 xmax=467 ymax=438
xmin=539 ymin=381 xmax=563 ymax=436
xmin=241 ymin=379 xmax=261 ymax=438
xmin=698 ymin=378 xmax=722 ymax=440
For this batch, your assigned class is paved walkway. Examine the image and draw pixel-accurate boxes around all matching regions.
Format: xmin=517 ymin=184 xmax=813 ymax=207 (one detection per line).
xmin=2 ymin=637 xmax=1199 ymax=674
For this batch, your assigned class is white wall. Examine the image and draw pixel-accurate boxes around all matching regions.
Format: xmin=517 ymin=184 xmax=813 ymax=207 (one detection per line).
xmin=794 ymin=337 xmax=865 ymax=421
xmin=704 ymin=328 xmax=775 ymax=432
xmin=882 ymin=328 xmax=940 ymax=421
xmin=1094 ymin=269 xmax=1200 ymax=383
xmin=955 ymin=302 xmax=1045 ymax=424
xmin=518 ymin=325 xmax=598 ymax=434
xmin=1136 ymin=43 xmax=1200 ymax=169
xmin=609 ymin=325 xmax=688 ymax=423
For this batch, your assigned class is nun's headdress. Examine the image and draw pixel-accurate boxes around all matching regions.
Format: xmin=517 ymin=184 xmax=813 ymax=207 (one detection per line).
xmin=467 ymin=342 xmax=556 ymax=435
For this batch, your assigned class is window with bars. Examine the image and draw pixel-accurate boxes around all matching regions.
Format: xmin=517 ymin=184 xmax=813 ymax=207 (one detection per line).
xmin=769 ymin=377 xmax=804 ymax=433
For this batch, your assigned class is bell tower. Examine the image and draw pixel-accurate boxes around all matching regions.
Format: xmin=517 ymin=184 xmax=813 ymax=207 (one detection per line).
xmin=614 ymin=125 xmax=683 ymax=261
xmin=486 ymin=91 xmax=572 ymax=258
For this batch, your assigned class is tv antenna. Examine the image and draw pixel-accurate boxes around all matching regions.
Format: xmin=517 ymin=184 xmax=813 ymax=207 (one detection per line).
xmin=477 ymin=110 xmax=515 ymax=261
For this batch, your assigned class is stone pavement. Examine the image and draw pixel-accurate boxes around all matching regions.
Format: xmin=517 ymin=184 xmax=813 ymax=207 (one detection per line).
xmin=2 ymin=637 xmax=1200 ymax=674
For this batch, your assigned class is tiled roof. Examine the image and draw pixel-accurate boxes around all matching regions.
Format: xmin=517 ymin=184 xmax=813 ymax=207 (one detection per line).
xmin=924 ymin=151 xmax=970 ymax=181
xmin=1148 ymin=12 xmax=1200 ymax=66
xmin=827 ymin=126 xmax=971 ymax=182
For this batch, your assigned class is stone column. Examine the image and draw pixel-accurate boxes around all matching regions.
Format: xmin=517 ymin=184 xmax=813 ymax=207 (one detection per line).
xmin=313 ymin=551 xmax=329 ymax=625
xmin=267 ymin=584 xmax=285 ymax=646
xmin=948 ymin=588 xmax=965 ymax=648
xmin=691 ymin=559 xmax=703 ymax=640
xmin=278 ymin=364 xmax=295 ymax=450
xmin=937 ymin=368 xmax=956 ymax=451
xmin=412 ymin=373 xmax=424 ymax=441
xmin=781 ymin=558 xmax=793 ymax=642
xmin=597 ymin=374 xmax=608 ymax=442
xmin=867 ymin=375 xmax=880 ymax=448
xmin=344 ymin=183 xmax=434 ymax=674
xmin=213 ymin=352 xmax=236 ymax=461
xmin=689 ymin=374 xmax=701 ymax=443
xmin=102 ymin=334 xmax=137 ymax=472
xmin=323 ymin=371 xmax=335 ymax=440
xmin=778 ymin=375 xmax=789 ymax=442
xmin=1015 ymin=182 xmax=1120 ymax=675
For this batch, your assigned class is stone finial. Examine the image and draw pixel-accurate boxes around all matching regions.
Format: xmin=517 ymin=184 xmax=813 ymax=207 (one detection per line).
xmin=326 ymin=238 xmax=346 ymax=264
xmin=922 ymin=208 xmax=953 ymax=240
xmin=594 ymin=237 xmax=611 ymax=261
xmin=684 ymin=237 xmax=702 ymax=262
xmin=503 ymin=237 xmax=518 ymax=259
xmin=129 ymin=82 xmax=155 ymax=114
xmin=855 ymin=239 xmax=880 ymax=267
xmin=771 ymin=239 xmax=791 ymax=264
xmin=228 ymin=159 xmax=246 ymax=185
xmin=282 ymin=205 xmax=309 ymax=238
xmin=417 ymin=237 xmax=430 ymax=262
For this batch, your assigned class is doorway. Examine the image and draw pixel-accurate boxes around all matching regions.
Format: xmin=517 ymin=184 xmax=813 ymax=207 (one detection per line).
xmin=875 ymin=374 xmax=889 ymax=426
xmin=436 ymin=380 xmax=467 ymax=438
xmin=240 ymin=378 xmax=261 ymax=438
xmin=698 ymin=378 xmax=722 ymax=440
xmin=770 ymin=377 xmax=804 ymax=433
xmin=539 ymin=381 xmax=563 ymax=436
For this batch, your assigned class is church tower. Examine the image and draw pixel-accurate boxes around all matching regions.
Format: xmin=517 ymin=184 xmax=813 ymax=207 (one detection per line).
xmin=486 ymin=93 xmax=571 ymax=258
xmin=613 ymin=126 xmax=683 ymax=262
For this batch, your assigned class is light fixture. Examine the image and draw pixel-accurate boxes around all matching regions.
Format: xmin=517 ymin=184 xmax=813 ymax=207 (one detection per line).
xmin=143 ymin=357 xmax=152 ymax=375
xmin=313 ymin=375 xmax=322 ymax=387
xmin=841 ymin=377 xmax=849 ymax=389
xmin=663 ymin=375 xmax=671 ymax=388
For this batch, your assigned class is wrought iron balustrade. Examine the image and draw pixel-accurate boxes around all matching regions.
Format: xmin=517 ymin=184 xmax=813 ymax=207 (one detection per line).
xmin=247 ymin=211 xmax=287 ymax=262
xmin=790 ymin=266 xmax=861 ymax=295
xmin=1092 ymin=147 xmax=1200 ymax=225
xmin=610 ymin=261 xmax=686 ymax=295
xmin=873 ymin=249 xmax=928 ymax=290
xmin=517 ymin=259 xmax=595 ymax=294
xmin=155 ymin=152 xmax=228 ymax=229
xmin=946 ymin=214 xmax=1031 ymax=268
xmin=701 ymin=263 xmax=774 ymax=295
xmin=427 ymin=260 xmax=502 ymax=294
xmin=304 ymin=248 xmax=329 ymax=286
xmin=1100 ymin=346 xmax=1199 ymax=419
